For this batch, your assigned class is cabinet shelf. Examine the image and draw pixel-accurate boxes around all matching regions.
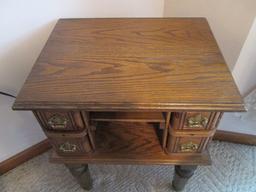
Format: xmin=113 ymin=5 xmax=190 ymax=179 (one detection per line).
xmin=50 ymin=122 xmax=211 ymax=165
xmin=90 ymin=112 xmax=165 ymax=123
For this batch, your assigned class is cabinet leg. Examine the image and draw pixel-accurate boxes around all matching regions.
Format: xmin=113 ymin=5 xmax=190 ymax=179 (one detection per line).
xmin=65 ymin=164 xmax=93 ymax=190
xmin=172 ymin=165 xmax=197 ymax=191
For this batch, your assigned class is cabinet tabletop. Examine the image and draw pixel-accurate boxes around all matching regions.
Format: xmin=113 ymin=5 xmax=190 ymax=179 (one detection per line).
xmin=13 ymin=18 xmax=244 ymax=111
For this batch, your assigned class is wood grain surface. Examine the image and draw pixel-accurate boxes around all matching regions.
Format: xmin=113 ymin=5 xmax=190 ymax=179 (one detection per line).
xmin=90 ymin=112 xmax=165 ymax=122
xmin=50 ymin=122 xmax=211 ymax=165
xmin=13 ymin=18 xmax=244 ymax=111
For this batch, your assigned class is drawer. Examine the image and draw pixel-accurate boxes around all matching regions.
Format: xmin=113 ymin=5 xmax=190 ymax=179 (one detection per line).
xmin=46 ymin=131 xmax=93 ymax=156
xmin=166 ymin=135 xmax=211 ymax=153
xmin=171 ymin=112 xmax=222 ymax=130
xmin=34 ymin=110 xmax=85 ymax=131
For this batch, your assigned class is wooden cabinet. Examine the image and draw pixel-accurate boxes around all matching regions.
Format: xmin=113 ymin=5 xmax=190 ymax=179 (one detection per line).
xmin=46 ymin=130 xmax=93 ymax=156
xmin=34 ymin=111 xmax=85 ymax=132
xmin=171 ymin=112 xmax=223 ymax=130
xmin=165 ymin=112 xmax=222 ymax=155
xmin=34 ymin=110 xmax=219 ymax=158
xmin=13 ymin=18 xmax=245 ymax=191
xmin=166 ymin=135 xmax=212 ymax=153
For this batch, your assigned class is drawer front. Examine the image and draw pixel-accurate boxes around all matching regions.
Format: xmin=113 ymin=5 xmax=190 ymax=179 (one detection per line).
xmin=34 ymin=111 xmax=85 ymax=131
xmin=47 ymin=131 xmax=93 ymax=156
xmin=166 ymin=135 xmax=211 ymax=153
xmin=171 ymin=112 xmax=222 ymax=130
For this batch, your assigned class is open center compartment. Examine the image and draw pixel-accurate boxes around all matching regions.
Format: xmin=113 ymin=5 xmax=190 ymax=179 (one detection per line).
xmin=89 ymin=111 xmax=168 ymax=150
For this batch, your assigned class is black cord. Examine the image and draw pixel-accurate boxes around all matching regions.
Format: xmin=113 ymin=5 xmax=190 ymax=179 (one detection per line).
xmin=0 ymin=91 xmax=16 ymax=98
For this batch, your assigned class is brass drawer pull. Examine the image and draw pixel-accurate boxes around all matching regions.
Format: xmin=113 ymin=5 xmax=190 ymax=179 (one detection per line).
xmin=180 ymin=142 xmax=199 ymax=152
xmin=59 ymin=142 xmax=77 ymax=152
xmin=48 ymin=114 xmax=68 ymax=129
xmin=187 ymin=114 xmax=208 ymax=128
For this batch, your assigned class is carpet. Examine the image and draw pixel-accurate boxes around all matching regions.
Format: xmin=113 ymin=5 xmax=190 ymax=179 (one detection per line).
xmin=1 ymin=141 xmax=256 ymax=192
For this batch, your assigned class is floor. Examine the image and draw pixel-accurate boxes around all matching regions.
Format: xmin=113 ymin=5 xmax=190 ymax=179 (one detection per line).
xmin=1 ymin=141 xmax=256 ymax=192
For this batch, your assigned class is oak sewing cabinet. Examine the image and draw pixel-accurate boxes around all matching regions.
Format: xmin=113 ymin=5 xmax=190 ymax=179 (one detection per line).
xmin=13 ymin=18 xmax=245 ymax=191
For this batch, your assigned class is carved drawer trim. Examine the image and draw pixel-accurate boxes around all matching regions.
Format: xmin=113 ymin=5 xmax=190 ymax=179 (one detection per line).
xmin=34 ymin=110 xmax=85 ymax=131
xmin=46 ymin=130 xmax=93 ymax=156
xmin=166 ymin=135 xmax=212 ymax=153
xmin=171 ymin=112 xmax=223 ymax=130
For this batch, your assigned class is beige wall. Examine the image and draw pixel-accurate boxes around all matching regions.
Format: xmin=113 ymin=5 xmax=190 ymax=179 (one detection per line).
xmin=164 ymin=0 xmax=256 ymax=70
xmin=219 ymin=18 xmax=256 ymax=135
xmin=233 ymin=17 xmax=256 ymax=96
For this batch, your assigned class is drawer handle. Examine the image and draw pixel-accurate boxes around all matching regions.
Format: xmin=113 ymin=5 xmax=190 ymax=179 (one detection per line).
xmin=180 ymin=142 xmax=199 ymax=152
xmin=187 ymin=114 xmax=208 ymax=128
xmin=59 ymin=142 xmax=77 ymax=152
xmin=48 ymin=115 xmax=68 ymax=129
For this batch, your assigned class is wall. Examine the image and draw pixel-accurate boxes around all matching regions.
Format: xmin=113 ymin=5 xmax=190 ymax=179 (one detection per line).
xmin=233 ymin=17 xmax=256 ymax=96
xmin=218 ymin=18 xmax=256 ymax=135
xmin=164 ymin=0 xmax=256 ymax=70
xmin=0 ymin=96 xmax=46 ymax=162
xmin=0 ymin=0 xmax=164 ymax=162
